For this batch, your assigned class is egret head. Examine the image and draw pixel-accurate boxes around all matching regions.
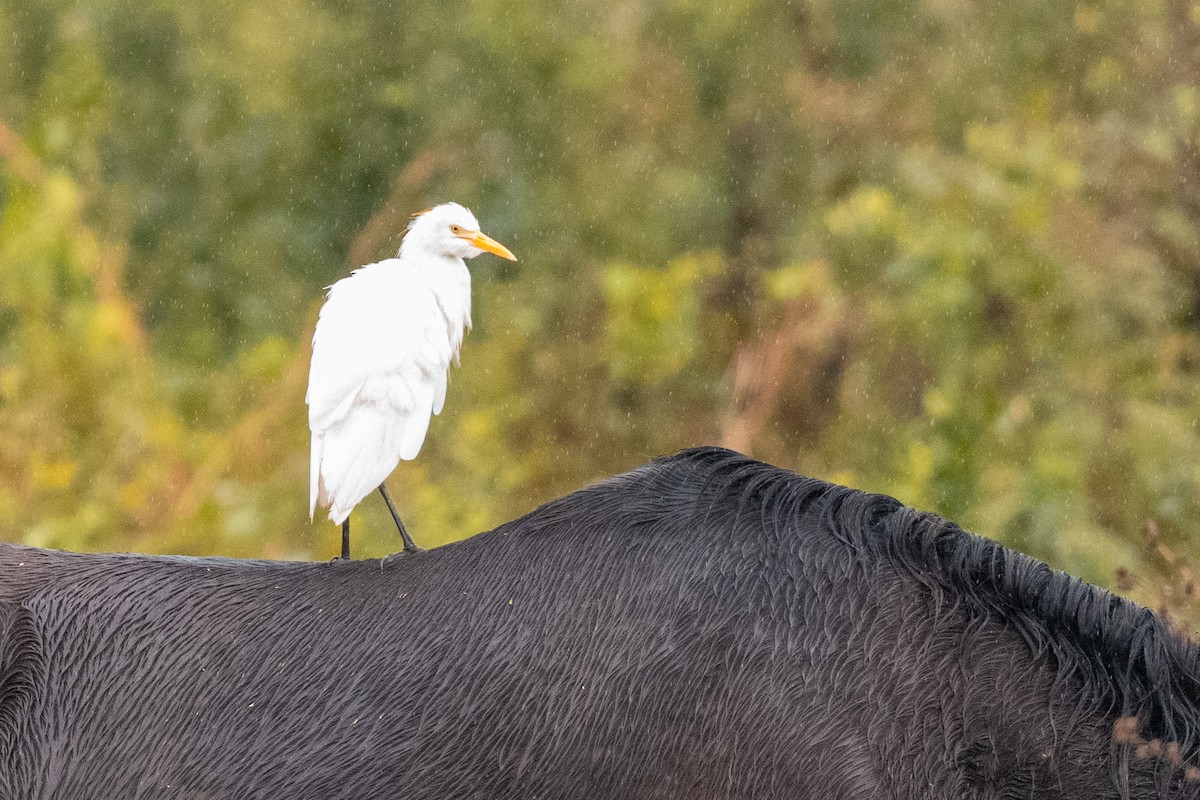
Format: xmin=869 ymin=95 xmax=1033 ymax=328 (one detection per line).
xmin=400 ymin=202 xmax=517 ymax=263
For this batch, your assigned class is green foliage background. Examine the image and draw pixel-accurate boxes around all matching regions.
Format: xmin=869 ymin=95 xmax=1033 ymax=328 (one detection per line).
xmin=2 ymin=0 xmax=1199 ymax=628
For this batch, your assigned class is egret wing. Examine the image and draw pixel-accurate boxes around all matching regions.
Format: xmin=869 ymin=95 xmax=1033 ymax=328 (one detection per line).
xmin=306 ymin=260 xmax=447 ymax=432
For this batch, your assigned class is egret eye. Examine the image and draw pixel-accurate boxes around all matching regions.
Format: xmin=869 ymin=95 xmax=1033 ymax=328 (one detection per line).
xmin=450 ymin=224 xmax=462 ymax=234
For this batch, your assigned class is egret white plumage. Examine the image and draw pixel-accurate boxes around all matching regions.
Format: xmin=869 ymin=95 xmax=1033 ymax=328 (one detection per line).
xmin=306 ymin=202 xmax=517 ymax=559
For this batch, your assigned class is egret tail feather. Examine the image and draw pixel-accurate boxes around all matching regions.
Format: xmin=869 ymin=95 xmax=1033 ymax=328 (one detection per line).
xmin=309 ymin=432 xmax=323 ymax=521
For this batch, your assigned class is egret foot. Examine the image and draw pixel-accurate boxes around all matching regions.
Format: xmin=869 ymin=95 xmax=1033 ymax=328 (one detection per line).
xmin=379 ymin=550 xmax=417 ymax=570
xmin=340 ymin=519 xmax=351 ymax=560
xmin=378 ymin=483 xmax=422 ymax=553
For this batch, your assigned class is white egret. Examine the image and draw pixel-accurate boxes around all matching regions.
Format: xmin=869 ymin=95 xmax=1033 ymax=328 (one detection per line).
xmin=306 ymin=202 xmax=517 ymax=559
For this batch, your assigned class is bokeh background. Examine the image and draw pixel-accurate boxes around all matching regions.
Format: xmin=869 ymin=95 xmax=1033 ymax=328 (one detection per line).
xmin=2 ymin=0 xmax=1199 ymax=629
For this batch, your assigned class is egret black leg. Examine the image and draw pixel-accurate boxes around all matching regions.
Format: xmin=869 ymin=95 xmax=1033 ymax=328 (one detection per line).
xmin=378 ymin=483 xmax=421 ymax=553
xmin=341 ymin=519 xmax=351 ymax=560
